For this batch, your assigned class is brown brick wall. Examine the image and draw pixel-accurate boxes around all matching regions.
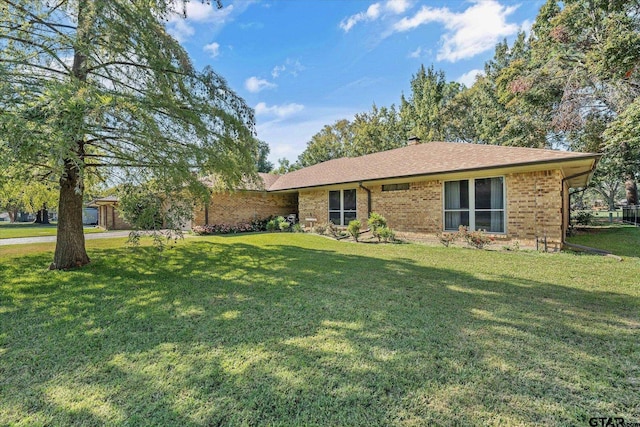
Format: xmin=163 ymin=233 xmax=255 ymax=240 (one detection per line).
xmin=298 ymin=189 xmax=328 ymax=226
xmin=98 ymin=204 xmax=131 ymax=230
xmin=505 ymin=170 xmax=563 ymax=243
xmin=298 ymin=187 xmax=370 ymax=227
xmin=368 ymin=181 xmax=442 ymax=233
xmin=192 ymin=191 xmax=297 ymax=226
xmin=295 ymin=170 xmax=565 ymax=243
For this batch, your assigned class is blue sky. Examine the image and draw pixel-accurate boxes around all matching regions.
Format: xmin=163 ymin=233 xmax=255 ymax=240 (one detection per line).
xmin=167 ymin=0 xmax=545 ymax=164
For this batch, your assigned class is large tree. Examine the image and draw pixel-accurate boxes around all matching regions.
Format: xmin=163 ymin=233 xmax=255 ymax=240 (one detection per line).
xmin=0 ymin=1 xmax=257 ymax=269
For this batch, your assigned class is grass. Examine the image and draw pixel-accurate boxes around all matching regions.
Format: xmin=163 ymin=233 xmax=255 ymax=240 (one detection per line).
xmin=567 ymin=225 xmax=640 ymax=258
xmin=0 ymin=234 xmax=638 ymax=426
xmin=0 ymin=222 xmax=104 ymax=239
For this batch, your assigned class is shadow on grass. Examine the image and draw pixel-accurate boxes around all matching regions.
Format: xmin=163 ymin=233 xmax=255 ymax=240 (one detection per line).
xmin=0 ymin=235 xmax=638 ymax=425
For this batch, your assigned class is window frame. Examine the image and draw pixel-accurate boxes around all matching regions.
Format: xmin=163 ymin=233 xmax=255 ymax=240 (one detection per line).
xmin=442 ymin=176 xmax=506 ymax=234
xmin=328 ymin=189 xmax=357 ymax=226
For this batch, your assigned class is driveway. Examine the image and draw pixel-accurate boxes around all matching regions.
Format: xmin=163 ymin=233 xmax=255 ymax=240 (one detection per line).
xmin=0 ymin=230 xmax=133 ymax=246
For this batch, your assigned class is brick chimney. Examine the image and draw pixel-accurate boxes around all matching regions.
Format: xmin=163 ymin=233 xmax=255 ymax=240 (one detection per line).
xmin=407 ymin=136 xmax=421 ymax=146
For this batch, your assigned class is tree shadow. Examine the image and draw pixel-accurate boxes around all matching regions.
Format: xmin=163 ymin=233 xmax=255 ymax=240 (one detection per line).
xmin=0 ymin=235 xmax=638 ymax=425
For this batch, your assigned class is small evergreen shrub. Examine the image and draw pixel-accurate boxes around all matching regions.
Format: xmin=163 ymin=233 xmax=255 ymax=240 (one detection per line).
xmin=347 ymin=219 xmax=361 ymax=241
xmin=377 ymin=226 xmax=396 ymax=242
xmin=292 ymin=223 xmax=304 ymax=233
xmin=368 ymin=212 xmax=387 ymax=242
xmin=279 ymin=220 xmax=291 ymax=232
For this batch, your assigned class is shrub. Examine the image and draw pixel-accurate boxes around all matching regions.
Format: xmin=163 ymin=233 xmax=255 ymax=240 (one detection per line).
xmin=326 ymin=222 xmax=339 ymax=238
xmin=464 ymin=229 xmax=494 ymax=249
xmin=313 ymin=223 xmax=327 ymax=235
xmin=266 ymin=219 xmax=278 ymax=232
xmin=292 ymin=223 xmax=304 ymax=233
xmin=347 ymin=219 xmax=361 ymax=241
xmin=437 ymin=232 xmax=457 ymax=247
xmin=279 ymin=221 xmax=290 ymax=232
xmin=192 ymin=217 xmax=273 ymax=235
xmin=377 ymin=226 xmax=395 ymax=242
xmin=368 ymin=212 xmax=387 ymax=241
xmin=573 ymin=211 xmax=593 ymax=226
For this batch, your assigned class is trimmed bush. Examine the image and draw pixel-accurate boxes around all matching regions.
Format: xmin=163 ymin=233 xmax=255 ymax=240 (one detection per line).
xmin=347 ymin=219 xmax=362 ymax=241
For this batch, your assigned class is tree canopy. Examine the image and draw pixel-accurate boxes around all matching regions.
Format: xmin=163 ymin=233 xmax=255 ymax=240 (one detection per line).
xmin=0 ymin=0 xmax=258 ymax=268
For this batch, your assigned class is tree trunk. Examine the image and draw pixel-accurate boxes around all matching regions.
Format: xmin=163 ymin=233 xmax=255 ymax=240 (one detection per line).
xmin=39 ymin=204 xmax=50 ymax=224
xmin=51 ymin=160 xmax=90 ymax=269
xmin=625 ymin=175 xmax=638 ymax=206
xmin=8 ymin=209 xmax=17 ymax=223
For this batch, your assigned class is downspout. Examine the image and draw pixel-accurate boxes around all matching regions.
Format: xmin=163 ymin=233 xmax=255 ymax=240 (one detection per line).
xmin=359 ymin=182 xmax=372 ymax=217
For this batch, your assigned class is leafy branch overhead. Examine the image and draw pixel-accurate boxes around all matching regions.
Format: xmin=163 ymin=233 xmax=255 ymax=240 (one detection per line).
xmin=0 ymin=1 xmax=258 ymax=269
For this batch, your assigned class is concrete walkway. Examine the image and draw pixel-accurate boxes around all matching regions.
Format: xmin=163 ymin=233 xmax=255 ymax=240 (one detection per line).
xmin=0 ymin=230 xmax=133 ymax=246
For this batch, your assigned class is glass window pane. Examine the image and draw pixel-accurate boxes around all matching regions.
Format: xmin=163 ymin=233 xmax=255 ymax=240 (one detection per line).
xmin=445 ymin=211 xmax=469 ymax=230
xmin=329 ymin=212 xmax=341 ymax=225
xmin=329 ymin=191 xmax=341 ymax=210
xmin=475 ymin=177 xmax=503 ymax=210
xmin=344 ymin=211 xmax=357 ymax=224
xmin=343 ymin=189 xmax=356 ymax=210
xmin=475 ymin=211 xmax=504 ymax=233
xmin=445 ymin=180 xmax=469 ymax=210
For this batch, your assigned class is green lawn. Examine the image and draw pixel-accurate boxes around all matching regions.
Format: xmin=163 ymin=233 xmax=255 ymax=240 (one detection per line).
xmin=0 ymin=222 xmax=104 ymax=239
xmin=567 ymin=225 xmax=640 ymax=258
xmin=1 ymin=234 xmax=638 ymax=426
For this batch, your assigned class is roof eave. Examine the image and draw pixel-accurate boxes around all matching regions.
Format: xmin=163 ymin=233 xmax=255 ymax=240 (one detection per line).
xmin=267 ymin=154 xmax=602 ymax=192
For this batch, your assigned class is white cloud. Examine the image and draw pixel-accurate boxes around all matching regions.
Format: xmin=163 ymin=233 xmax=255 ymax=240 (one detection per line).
xmin=271 ymin=65 xmax=286 ymax=78
xmin=408 ymin=46 xmax=422 ymax=58
xmin=271 ymin=58 xmax=306 ymax=79
xmin=255 ymin=102 xmax=304 ymax=119
xmin=340 ymin=2 xmax=382 ymax=32
xmin=385 ymin=0 xmax=411 ymax=14
xmin=166 ymin=1 xmax=253 ymax=42
xmin=457 ymin=69 xmax=485 ymax=87
xmin=203 ymin=42 xmax=220 ymax=58
xmin=244 ymin=77 xmax=277 ymax=93
xmin=392 ymin=0 xmax=519 ymax=62
xmin=168 ymin=19 xmax=195 ymax=43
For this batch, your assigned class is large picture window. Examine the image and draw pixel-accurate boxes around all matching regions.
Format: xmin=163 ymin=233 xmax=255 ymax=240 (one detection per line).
xmin=329 ymin=189 xmax=357 ymax=225
xmin=444 ymin=177 xmax=504 ymax=233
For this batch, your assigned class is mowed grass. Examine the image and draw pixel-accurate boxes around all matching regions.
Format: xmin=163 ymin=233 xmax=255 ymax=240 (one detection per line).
xmin=0 ymin=234 xmax=638 ymax=426
xmin=567 ymin=225 xmax=640 ymax=258
xmin=0 ymin=222 xmax=104 ymax=239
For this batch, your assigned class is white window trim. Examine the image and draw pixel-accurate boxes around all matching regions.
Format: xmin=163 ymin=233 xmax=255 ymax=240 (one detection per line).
xmin=329 ymin=189 xmax=357 ymax=226
xmin=442 ymin=177 xmax=507 ymax=234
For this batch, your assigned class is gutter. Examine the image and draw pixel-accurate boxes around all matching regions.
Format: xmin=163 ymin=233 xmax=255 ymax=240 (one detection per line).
xmin=359 ymin=182 xmax=372 ymax=216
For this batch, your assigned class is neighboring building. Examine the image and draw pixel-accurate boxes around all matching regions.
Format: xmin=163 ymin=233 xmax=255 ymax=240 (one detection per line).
xmin=194 ymin=141 xmax=600 ymax=247
xmin=87 ymin=196 xmax=131 ymax=230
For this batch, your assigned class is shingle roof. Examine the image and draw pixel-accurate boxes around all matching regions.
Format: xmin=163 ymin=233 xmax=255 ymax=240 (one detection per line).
xmin=267 ymin=141 xmax=599 ymax=191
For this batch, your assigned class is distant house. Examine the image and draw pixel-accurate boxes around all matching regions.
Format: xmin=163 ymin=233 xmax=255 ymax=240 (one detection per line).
xmin=87 ymin=196 xmax=131 ymax=230
xmin=193 ymin=141 xmax=600 ymax=247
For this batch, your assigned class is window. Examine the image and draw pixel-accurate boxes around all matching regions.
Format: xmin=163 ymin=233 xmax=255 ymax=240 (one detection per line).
xmin=382 ymin=183 xmax=410 ymax=191
xmin=329 ymin=189 xmax=357 ymax=225
xmin=444 ymin=177 xmax=504 ymax=233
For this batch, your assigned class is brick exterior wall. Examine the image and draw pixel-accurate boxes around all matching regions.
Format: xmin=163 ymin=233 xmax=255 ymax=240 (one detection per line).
xmin=505 ymin=169 xmax=564 ymax=244
xmin=298 ymin=190 xmax=328 ymax=226
xmin=98 ymin=204 xmax=131 ymax=230
xmin=192 ymin=191 xmax=298 ymax=226
xmin=368 ymin=181 xmax=442 ymax=233
xmin=295 ymin=169 xmax=565 ymax=244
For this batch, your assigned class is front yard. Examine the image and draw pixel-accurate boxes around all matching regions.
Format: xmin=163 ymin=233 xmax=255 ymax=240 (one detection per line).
xmin=0 ymin=234 xmax=638 ymax=426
